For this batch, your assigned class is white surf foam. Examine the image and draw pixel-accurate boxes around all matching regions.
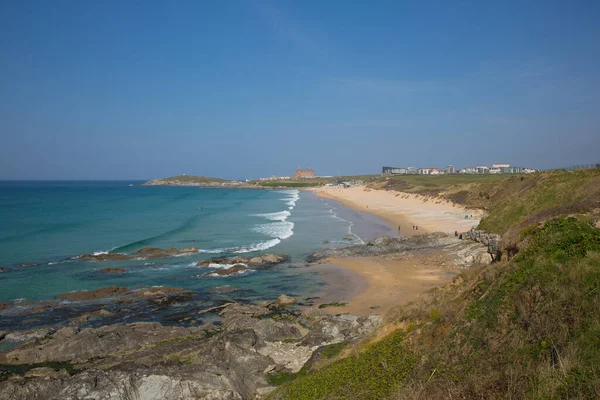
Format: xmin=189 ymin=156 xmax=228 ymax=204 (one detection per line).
xmin=254 ymin=210 xmax=291 ymax=221
xmin=252 ymin=221 xmax=294 ymax=240
xmin=196 ymin=238 xmax=282 ymax=254
xmin=207 ymin=262 xmax=248 ymax=269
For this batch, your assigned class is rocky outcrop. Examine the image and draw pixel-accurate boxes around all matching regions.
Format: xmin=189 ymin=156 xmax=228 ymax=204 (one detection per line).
xmin=197 ymin=254 xmax=288 ymax=268
xmin=309 ymin=232 xmax=493 ymax=268
xmin=309 ymin=233 xmax=456 ymax=261
xmin=78 ymin=247 xmax=199 ymax=262
xmin=79 ymin=253 xmax=131 ymax=261
xmin=0 ymin=300 xmax=381 ymax=399
xmin=134 ymin=247 xmax=199 ymax=258
xmin=56 ymin=286 xmax=129 ymax=301
xmin=54 ymin=286 xmax=193 ymax=302
xmin=466 ymin=228 xmax=502 ymax=260
xmin=203 ymin=264 xmax=248 ymax=277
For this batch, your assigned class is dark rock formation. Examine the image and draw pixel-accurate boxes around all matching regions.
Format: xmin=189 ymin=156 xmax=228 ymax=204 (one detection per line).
xmin=55 ymin=286 xmax=129 ymax=301
xmin=98 ymin=267 xmax=127 ymax=274
xmin=79 ymin=253 xmax=131 ymax=261
xmin=0 ymin=300 xmax=381 ymax=399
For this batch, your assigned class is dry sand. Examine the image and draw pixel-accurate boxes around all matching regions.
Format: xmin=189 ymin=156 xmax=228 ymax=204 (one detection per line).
xmin=306 ymin=185 xmax=481 ymax=316
xmin=311 ymin=186 xmax=482 ymax=235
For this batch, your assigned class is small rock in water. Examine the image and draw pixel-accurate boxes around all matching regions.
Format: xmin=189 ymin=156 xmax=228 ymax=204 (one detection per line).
xmin=275 ymin=294 xmax=296 ymax=307
xmin=98 ymin=268 xmax=127 ymax=274
xmin=342 ymin=237 xmax=353 ymax=241
xmin=203 ymin=264 xmax=248 ymax=277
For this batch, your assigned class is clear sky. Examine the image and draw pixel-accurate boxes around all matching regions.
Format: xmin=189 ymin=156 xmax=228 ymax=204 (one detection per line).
xmin=1 ymin=1 xmax=599 ymax=180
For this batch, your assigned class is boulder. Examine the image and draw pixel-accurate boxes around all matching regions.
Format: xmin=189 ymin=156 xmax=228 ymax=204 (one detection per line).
xmin=248 ymin=257 xmax=264 ymax=266
xmin=261 ymin=254 xmax=287 ymax=264
xmin=274 ymin=294 xmax=296 ymax=307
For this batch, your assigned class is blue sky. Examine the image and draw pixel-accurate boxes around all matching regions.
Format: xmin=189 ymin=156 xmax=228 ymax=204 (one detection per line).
xmin=1 ymin=1 xmax=599 ymax=179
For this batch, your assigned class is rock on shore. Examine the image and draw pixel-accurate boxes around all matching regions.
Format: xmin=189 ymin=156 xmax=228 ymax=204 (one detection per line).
xmin=0 ymin=299 xmax=381 ymax=400
xmin=196 ymin=254 xmax=288 ymax=268
xmin=308 ymin=232 xmax=492 ymax=267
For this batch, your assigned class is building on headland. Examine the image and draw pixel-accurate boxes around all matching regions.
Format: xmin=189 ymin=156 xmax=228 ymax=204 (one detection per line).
xmin=293 ymin=168 xmax=315 ymax=179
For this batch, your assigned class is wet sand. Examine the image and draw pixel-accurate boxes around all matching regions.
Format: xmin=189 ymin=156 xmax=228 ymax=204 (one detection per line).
xmin=306 ymin=253 xmax=460 ymax=316
xmin=306 ymin=186 xmax=477 ymax=316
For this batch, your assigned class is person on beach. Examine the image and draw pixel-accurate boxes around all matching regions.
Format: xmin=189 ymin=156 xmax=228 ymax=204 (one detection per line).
xmin=455 ymin=230 xmax=458 ymax=237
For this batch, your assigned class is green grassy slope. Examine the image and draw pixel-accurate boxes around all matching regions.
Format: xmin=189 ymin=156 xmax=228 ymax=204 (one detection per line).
xmin=270 ymin=217 xmax=600 ymax=399
xmin=269 ymin=168 xmax=600 ymax=400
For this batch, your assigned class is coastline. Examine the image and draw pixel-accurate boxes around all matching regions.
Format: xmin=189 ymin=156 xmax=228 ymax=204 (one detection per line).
xmin=310 ymin=185 xmax=482 ymax=235
xmin=306 ymin=185 xmax=483 ymax=317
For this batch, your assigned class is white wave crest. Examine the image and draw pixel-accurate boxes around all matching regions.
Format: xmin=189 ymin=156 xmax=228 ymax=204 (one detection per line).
xmin=254 ymin=210 xmax=290 ymax=221
xmin=208 ymin=262 xmax=248 ymax=269
xmin=253 ymin=221 xmax=294 ymax=240
xmin=197 ymin=238 xmax=282 ymax=254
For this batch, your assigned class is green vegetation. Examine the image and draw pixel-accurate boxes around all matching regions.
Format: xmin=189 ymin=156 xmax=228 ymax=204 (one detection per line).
xmin=270 ymin=331 xmax=416 ymax=399
xmin=272 ymin=218 xmax=600 ymax=399
xmin=370 ymin=169 xmax=600 ymax=237
xmin=0 ymin=362 xmax=75 ymax=381
xmin=270 ymin=168 xmax=600 ymax=399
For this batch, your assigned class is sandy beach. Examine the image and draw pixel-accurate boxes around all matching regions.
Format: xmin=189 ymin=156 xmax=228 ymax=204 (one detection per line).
xmin=307 ymin=186 xmax=482 ymax=316
xmin=311 ymin=186 xmax=482 ymax=235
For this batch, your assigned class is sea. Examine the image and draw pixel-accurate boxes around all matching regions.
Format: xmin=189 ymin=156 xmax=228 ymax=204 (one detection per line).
xmin=0 ymin=181 xmax=397 ymax=331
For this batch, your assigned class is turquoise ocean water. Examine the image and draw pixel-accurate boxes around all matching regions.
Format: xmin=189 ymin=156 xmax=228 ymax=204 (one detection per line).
xmin=0 ymin=182 xmax=396 ymax=301
xmin=0 ymin=181 xmax=398 ymax=331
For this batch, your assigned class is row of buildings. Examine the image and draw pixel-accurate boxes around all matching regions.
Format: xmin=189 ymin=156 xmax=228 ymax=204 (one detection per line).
xmin=382 ymin=164 xmax=537 ymax=175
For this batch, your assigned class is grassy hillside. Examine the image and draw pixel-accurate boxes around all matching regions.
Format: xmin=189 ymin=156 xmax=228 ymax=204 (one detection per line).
xmin=369 ymin=169 xmax=600 ymax=237
xmin=271 ymin=217 xmax=600 ymax=399
xmin=270 ymin=168 xmax=600 ymax=400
